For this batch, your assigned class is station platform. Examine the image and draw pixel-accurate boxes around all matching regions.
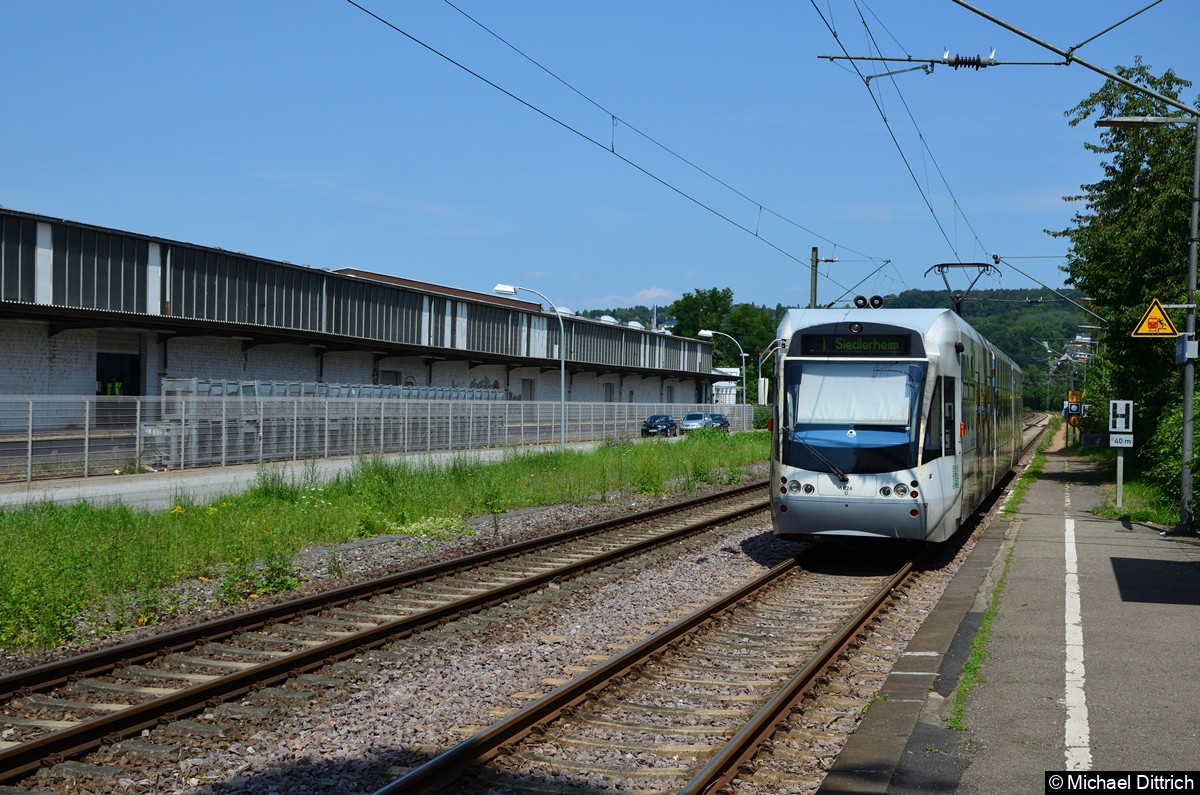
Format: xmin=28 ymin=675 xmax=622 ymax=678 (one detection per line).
xmin=820 ymin=428 xmax=1200 ymax=793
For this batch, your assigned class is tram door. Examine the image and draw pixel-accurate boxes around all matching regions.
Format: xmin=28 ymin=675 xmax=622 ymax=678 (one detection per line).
xmin=941 ymin=375 xmax=957 ymax=460
xmin=940 ymin=372 xmax=960 ymax=535
xmin=922 ymin=372 xmax=962 ymax=542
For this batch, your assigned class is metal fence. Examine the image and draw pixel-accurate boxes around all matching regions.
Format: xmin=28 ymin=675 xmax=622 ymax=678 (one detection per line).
xmin=0 ymin=396 xmax=753 ymax=483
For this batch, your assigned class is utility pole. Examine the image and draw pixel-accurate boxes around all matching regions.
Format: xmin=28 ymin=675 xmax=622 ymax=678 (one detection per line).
xmin=810 ymin=247 xmax=818 ymax=309
xmin=810 ymin=248 xmax=837 ymax=308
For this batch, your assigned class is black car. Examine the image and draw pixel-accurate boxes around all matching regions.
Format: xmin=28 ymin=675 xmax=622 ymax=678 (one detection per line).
xmin=709 ymin=413 xmax=730 ymax=431
xmin=641 ymin=414 xmax=678 ymax=437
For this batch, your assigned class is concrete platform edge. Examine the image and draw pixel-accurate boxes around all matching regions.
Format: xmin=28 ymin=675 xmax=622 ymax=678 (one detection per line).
xmin=817 ymin=512 xmax=1014 ymax=794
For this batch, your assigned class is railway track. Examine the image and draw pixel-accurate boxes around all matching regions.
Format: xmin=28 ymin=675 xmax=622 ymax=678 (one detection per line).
xmin=0 ymin=482 xmax=769 ymax=786
xmin=370 ymin=417 xmax=1051 ymax=794
xmin=0 ymin=420 xmax=1049 ymax=790
xmin=1020 ymin=412 xmax=1052 ymax=463
xmin=377 ymin=551 xmax=915 ymax=794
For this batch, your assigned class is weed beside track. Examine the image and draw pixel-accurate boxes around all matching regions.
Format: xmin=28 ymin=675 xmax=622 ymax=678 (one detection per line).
xmin=0 ymin=430 xmax=767 ymax=651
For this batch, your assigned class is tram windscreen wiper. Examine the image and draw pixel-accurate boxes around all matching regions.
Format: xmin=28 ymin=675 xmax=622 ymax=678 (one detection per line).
xmin=788 ymin=431 xmax=850 ymax=483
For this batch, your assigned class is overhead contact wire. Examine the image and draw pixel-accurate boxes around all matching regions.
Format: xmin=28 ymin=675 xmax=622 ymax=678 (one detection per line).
xmin=346 ymin=0 xmax=884 ymax=287
xmin=811 ymin=0 xmax=969 ymax=268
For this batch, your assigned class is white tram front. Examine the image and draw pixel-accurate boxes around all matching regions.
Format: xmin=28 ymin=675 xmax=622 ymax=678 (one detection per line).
xmin=770 ymin=308 xmax=1021 ymax=543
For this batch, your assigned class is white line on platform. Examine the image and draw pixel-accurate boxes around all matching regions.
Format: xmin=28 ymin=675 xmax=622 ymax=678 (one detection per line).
xmin=1063 ymin=477 xmax=1093 ymax=770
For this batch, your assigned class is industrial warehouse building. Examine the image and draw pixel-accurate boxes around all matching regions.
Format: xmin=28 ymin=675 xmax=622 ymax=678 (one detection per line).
xmin=0 ymin=207 xmax=718 ymax=403
xmin=0 ymin=207 xmax=730 ymax=481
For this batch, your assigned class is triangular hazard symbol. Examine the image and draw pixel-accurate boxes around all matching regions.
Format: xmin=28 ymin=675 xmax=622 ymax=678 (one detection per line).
xmin=1132 ymin=298 xmax=1179 ymax=337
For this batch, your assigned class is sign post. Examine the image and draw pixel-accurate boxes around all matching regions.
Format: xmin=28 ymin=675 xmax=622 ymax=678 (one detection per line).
xmin=1110 ymin=400 xmax=1134 ymax=508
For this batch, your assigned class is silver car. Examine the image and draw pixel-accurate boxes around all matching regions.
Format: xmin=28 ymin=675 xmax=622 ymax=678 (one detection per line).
xmin=679 ymin=411 xmax=712 ymax=433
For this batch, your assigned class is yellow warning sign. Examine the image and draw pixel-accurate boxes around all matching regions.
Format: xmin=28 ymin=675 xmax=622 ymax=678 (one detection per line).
xmin=1132 ymin=299 xmax=1179 ymax=337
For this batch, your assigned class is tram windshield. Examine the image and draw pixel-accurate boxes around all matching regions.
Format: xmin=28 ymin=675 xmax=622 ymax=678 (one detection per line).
xmin=781 ymin=360 xmax=926 ymax=474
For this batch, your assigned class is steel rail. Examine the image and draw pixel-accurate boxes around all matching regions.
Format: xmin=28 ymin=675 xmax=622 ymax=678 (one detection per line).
xmin=374 ymin=420 xmax=1047 ymax=793
xmin=0 ymin=481 xmax=766 ymax=703
xmin=1020 ymin=414 xmax=1050 ymax=461
xmin=0 ymin=485 xmax=768 ymax=784
xmin=374 ymin=556 xmax=803 ymax=795
xmin=679 ymin=560 xmax=915 ymax=794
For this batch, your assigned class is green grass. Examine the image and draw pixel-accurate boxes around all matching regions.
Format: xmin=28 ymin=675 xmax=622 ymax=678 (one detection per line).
xmin=1049 ymin=421 xmax=1179 ymax=527
xmin=1090 ymin=478 xmax=1178 ymax=526
xmin=948 ymin=540 xmax=1012 ymax=731
xmin=1077 ymin=446 xmax=1179 ymax=526
xmin=0 ymin=429 xmax=767 ymax=650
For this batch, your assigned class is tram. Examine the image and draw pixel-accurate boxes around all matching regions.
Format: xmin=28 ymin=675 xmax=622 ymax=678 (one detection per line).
xmin=769 ymin=306 xmax=1021 ymax=543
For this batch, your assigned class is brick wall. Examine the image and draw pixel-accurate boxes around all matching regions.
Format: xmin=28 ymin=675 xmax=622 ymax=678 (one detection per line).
xmin=1 ymin=321 xmax=95 ymax=395
xmin=1 ymin=320 xmax=702 ymax=403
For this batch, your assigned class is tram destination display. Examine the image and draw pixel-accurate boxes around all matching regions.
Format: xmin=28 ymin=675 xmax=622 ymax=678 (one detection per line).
xmin=799 ymin=333 xmax=913 ymax=357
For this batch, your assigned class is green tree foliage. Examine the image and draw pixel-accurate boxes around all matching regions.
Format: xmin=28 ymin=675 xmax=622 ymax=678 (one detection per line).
xmin=579 ymin=305 xmax=657 ymax=327
xmin=668 ymin=287 xmax=734 ymax=338
xmin=708 ymin=301 xmax=779 ymax=403
xmin=589 ymin=284 xmax=1096 ymax=410
xmin=889 ymin=287 xmax=1088 ymax=410
xmin=1052 ymin=59 xmax=1199 ymax=444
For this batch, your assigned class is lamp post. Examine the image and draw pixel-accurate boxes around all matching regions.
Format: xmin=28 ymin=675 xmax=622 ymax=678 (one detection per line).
xmin=698 ymin=329 xmax=747 ymax=431
xmin=1033 ymin=339 xmax=1056 ymax=413
xmin=758 ymin=338 xmax=786 ymax=405
xmin=493 ymin=283 xmax=566 ymax=451
xmin=1095 ymin=115 xmax=1200 ymax=532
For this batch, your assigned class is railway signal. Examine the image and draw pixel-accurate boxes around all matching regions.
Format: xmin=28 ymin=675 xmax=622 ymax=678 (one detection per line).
xmin=1066 ymin=390 xmax=1084 ymax=428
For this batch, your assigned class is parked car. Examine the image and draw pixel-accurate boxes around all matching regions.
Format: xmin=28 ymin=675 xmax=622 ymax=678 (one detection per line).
xmin=709 ymin=412 xmax=730 ymax=431
xmin=679 ymin=411 xmax=712 ymax=433
xmin=641 ymin=414 xmax=678 ymax=437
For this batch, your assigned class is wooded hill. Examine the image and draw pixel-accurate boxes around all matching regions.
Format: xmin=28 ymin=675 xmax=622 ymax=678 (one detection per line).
xmin=582 ymin=286 xmax=1087 ymax=410
xmin=887 ymin=287 xmax=1089 ymax=411
xmin=887 ymin=287 xmax=1087 ymax=367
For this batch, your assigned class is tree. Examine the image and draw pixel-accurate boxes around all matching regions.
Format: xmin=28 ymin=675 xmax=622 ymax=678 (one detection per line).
xmin=668 ymin=287 xmax=734 ymax=339
xmin=888 ymin=287 xmax=1088 ymax=409
xmin=579 ymin=305 xmax=654 ymax=326
xmin=1052 ymin=59 xmax=1198 ymax=441
xmin=713 ymin=302 xmax=778 ymax=403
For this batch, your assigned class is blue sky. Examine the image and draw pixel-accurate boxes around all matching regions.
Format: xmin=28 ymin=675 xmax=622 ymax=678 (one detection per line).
xmin=3 ymin=1 xmax=1198 ymax=314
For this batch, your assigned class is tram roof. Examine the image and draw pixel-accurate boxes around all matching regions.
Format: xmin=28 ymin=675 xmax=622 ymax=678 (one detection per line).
xmin=779 ymin=306 xmax=974 ymax=335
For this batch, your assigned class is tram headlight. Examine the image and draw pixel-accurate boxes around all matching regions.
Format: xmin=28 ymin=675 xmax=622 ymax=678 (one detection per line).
xmin=879 ymin=485 xmax=892 ymax=497
xmin=893 ymin=483 xmax=909 ymax=497
xmin=787 ymin=480 xmax=802 ymax=494
xmin=802 ymin=483 xmax=815 ymax=495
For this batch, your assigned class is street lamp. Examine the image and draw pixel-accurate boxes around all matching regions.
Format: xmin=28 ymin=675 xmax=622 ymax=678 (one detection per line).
xmin=758 ymin=338 xmax=786 ymax=406
xmin=1033 ymin=338 xmax=1058 ymax=413
xmin=698 ymin=329 xmax=747 ymax=431
xmin=493 ymin=283 xmax=566 ymax=451
xmin=1095 ymin=115 xmax=1200 ymax=532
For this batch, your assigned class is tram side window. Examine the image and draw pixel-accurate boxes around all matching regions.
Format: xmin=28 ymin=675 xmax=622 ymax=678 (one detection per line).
xmin=942 ymin=376 xmax=955 ymax=456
